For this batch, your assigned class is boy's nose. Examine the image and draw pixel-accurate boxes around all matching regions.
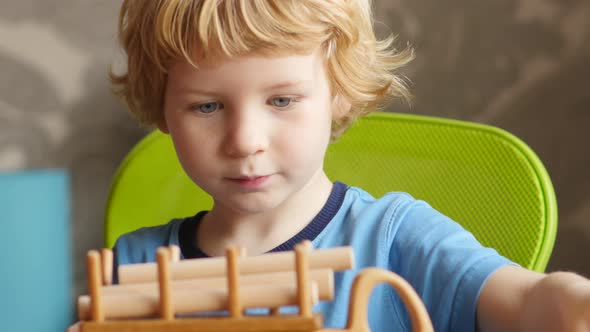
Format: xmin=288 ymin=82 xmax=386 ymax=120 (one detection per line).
xmin=222 ymin=112 xmax=268 ymax=158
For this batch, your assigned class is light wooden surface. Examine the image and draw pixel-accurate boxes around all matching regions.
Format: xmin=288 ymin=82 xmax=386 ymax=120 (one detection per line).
xmin=97 ymin=269 xmax=334 ymax=300
xmin=79 ymin=314 xmax=324 ymax=332
xmin=118 ymin=247 xmax=353 ymax=284
xmin=78 ymin=281 xmax=319 ymax=320
xmin=78 ymin=244 xmax=434 ymax=331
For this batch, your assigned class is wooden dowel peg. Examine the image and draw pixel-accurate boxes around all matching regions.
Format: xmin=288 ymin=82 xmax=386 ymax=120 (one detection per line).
xmin=86 ymin=250 xmax=104 ymax=322
xmin=295 ymin=241 xmax=313 ymax=317
xmin=169 ymin=245 xmax=180 ymax=262
xmin=100 ymin=248 xmax=113 ymax=286
xmin=226 ymin=247 xmax=242 ymax=318
xmin=157 ymin=247 xmax=174 ymax=320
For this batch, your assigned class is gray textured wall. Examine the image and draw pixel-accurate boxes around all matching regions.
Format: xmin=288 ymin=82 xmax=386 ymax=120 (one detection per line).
xmin=1 ymin=0 xmax=588 ymax=301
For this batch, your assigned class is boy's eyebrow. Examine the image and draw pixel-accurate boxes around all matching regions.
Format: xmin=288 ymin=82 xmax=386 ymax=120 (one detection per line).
xmin=175 ymin=87 xmax=220 ymax=96
xmin=262 ymin=80 xmax=312 ymax=90
xmin=175 ymin=80 xmax=312 ymax=96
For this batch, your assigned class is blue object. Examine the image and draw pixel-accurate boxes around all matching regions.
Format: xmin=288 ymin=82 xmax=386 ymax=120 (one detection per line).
xmin=0 ymin=170 xmax=72 ymax=332
xmin=113 ymin=182 xmax=513 ymax=332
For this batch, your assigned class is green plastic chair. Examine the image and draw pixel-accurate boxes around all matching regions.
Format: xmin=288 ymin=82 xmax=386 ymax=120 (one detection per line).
xmin=105 ymin=112 xmax=557 ymax=272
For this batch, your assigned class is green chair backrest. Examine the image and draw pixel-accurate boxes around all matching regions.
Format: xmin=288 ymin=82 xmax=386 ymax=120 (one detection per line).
xmin=105 ymin=112 xmax=557 ymax=272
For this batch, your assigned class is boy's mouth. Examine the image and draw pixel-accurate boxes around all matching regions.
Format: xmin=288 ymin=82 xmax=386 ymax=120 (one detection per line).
xmin=225 ymin=175 xmax=271 ymax=189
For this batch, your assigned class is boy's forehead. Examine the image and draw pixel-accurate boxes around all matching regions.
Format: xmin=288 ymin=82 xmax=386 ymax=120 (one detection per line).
xmin=169 ymin=49 xmax=326 ymax=82
xmin=180 ymin=46 xmax=321 ymax=67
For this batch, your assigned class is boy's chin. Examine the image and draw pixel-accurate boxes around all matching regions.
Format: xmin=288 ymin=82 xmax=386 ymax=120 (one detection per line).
xmin=213 ymin=196 xmax=285 ymax=215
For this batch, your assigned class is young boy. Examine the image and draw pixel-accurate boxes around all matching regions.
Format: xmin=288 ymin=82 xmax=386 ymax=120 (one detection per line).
xmin=95 ymin=0 xmax=590 ymax=331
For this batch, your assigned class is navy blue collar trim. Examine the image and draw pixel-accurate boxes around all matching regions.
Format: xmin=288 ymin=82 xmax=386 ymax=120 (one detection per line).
xmin=179 ymin=181 xmax=348 ymax=259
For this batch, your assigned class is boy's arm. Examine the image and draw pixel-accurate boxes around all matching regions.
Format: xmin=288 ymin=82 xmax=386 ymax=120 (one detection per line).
xmin=477 ymin=265 xmax=590 ymax=331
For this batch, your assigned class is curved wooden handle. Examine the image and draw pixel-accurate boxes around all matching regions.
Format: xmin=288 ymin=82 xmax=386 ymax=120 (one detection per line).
xmin=318 ymin=267 xmax=434 ymax=332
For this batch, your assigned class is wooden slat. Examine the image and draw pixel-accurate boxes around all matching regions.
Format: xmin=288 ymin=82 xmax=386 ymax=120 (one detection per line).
xmin=79 ymin=282 xmax=319 ymax=320
xmin=118 ymin=247 xmax=353 ymax=284
xmin=99 ymin=269 xmax=334 ymax=301
xmin=80 ymin=314 xmax=323 ymax=332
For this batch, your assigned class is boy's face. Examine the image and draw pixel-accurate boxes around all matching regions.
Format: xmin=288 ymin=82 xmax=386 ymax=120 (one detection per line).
xmin=161 ymin=50 xmax=339 ymax=214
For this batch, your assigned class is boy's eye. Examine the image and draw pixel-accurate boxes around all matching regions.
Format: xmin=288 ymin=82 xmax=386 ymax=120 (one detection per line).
xmin=270 ymin=97 xmax=293 ymax=108
xmin=192 ymin=102 xmax=222 ymax=114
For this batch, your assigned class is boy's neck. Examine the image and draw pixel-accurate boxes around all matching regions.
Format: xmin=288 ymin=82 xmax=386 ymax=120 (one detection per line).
xmin=196 ymin=172 xmax=334 ymax=256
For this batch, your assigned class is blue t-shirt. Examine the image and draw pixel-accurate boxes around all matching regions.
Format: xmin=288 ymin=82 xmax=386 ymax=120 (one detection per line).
xmin=113 ymin=182 xmax=512 ymax=331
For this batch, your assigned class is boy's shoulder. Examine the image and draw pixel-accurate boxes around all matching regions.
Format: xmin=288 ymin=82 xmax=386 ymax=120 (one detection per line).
xmin=113 ymin=218 xmax=186 ymax=265
xmin=336 ymin=184 xmax=471 ymax=253
xmin=344 ymin=185 xmax=417 ymax=208
xmin=327 ymin=184 xmax=448 ymax=243
xmin=341 ymin=185 xmax=437 ymax=226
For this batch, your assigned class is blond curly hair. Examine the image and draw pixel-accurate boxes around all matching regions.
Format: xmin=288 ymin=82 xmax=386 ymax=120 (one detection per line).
xmin=110 ymin=0 xmax=413 ymax=138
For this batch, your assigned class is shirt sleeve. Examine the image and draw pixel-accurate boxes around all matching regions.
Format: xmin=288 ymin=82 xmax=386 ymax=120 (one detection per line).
xmin=387 ymin=198 xmax=515 ymax=332
xmin=111 ymin=220 xmax=182 ymax=284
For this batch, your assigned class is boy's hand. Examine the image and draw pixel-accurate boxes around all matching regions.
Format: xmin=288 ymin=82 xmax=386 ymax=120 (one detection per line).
xmin=519 ymin=271 xmax=590 ymax=331
xmin=478 ymin=266 xmax=590 ymax=332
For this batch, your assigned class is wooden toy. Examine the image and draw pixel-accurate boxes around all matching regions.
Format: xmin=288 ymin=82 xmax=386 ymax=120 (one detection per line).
xmin=76 ymin=241 xmax=433 ymax=332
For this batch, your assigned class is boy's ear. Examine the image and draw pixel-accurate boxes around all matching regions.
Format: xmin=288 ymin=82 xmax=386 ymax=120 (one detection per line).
xmin=332 ymin=94 xmax=352 ymax=120
xmin=156 ymin=118 xmax=170 ymax=134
